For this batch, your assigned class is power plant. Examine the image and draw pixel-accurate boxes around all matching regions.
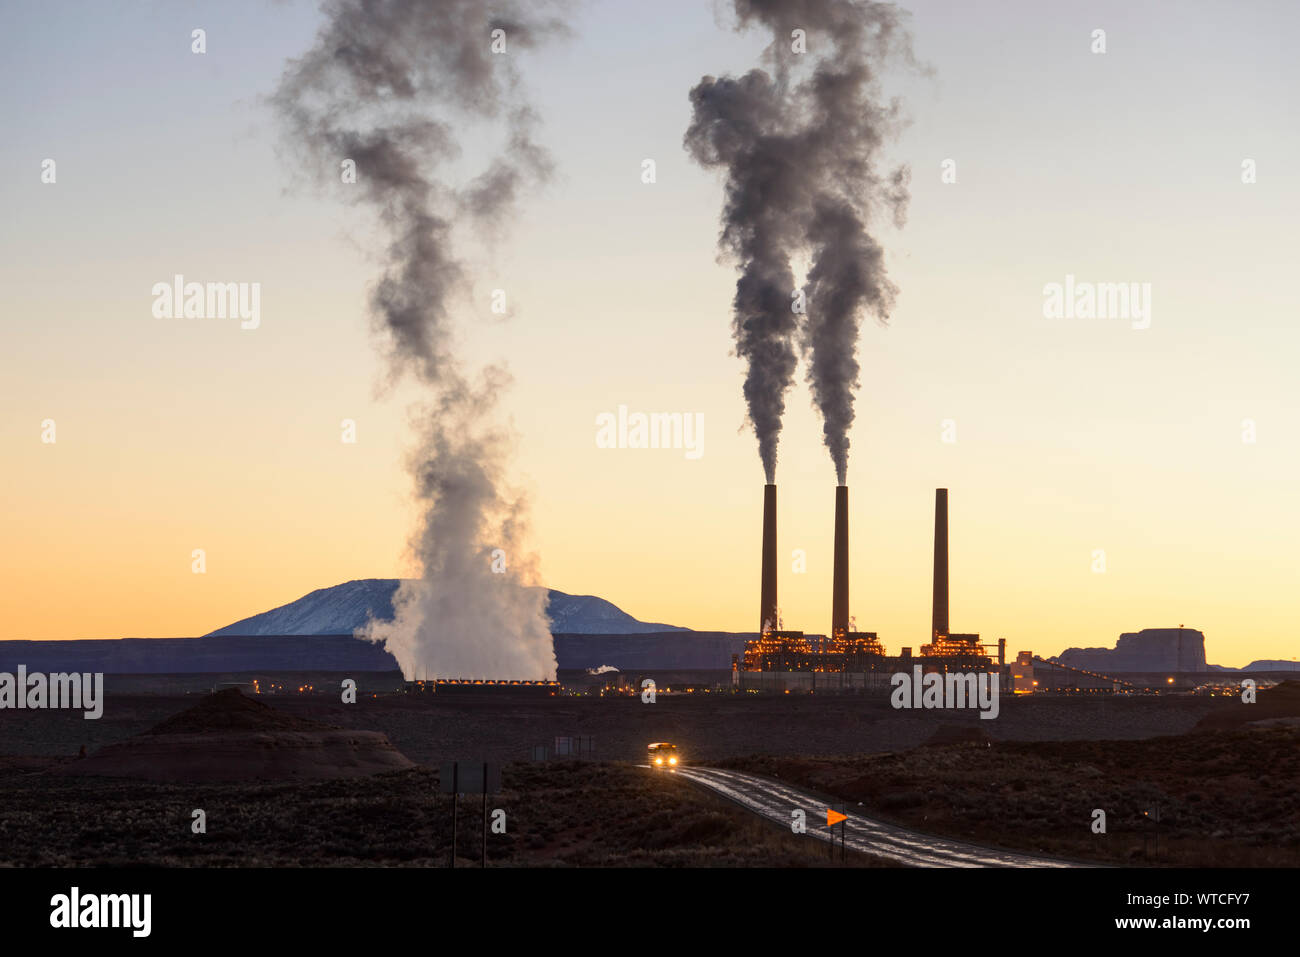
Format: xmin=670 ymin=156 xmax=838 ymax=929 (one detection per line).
xmin=745 ymin=483 xmax=819 ymax=671
xmin=832 ymin=485 xmax=849 ymax=639
xmin=932 ymin=487 xmax=948 ymax=640
xmin=759 ymin=484 xmax=778 ymax=635
xmin=920 ymin=488 xmax=994 ymax=667
xmin=741 ymin=486 xmax=1001 ymax=690
xmin=825 ymin=485 xmax=886 ymax=666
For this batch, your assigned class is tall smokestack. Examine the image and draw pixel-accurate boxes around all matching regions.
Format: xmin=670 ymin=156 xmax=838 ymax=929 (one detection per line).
xmin=832 ymin=486 xmax=849 ymax=638
xmin=932 ymin=488 xmax=948 ymax=639
xmin=760 ymin=484 xmax=778 ymax=634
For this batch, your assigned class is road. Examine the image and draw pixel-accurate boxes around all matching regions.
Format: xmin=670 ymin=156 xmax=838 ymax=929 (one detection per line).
xmin=667 ymin=765 xmax=1092 ymax=868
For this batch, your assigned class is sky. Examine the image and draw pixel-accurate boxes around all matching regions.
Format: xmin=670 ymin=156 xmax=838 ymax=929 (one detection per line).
xmin=1 ymin=0 xmax=1296 ymax=667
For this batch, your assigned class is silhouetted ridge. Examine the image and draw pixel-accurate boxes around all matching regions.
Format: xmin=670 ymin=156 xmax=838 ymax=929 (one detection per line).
xmin=145 ymin=688 xmax=334 ymax=736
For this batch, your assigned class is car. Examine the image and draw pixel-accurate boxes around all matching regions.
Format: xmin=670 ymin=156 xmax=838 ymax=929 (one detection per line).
xmin=647 ymin=742 xmax=679 ymax=769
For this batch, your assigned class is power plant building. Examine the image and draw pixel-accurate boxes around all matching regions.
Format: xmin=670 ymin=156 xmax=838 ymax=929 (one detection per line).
xmin=741 ymin=486 xmax=999 ymax=691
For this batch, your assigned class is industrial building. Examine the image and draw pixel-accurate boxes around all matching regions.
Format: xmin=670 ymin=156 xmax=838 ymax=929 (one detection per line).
xmin=404 ymin=678 xmax=560 ymax=696
xmin=1008 ymin=651 xmax=1132 ymax=692
xmin=739 ymin=486 xmax=1003 ymax=692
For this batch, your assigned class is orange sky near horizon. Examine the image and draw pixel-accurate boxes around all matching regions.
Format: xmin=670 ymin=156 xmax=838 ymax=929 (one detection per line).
xmin=2 ymin=0 xmax=1297 ymax=670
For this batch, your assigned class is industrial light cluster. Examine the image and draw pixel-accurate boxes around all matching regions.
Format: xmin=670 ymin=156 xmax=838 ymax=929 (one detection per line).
xmin=403 ymin=679 xmax=561 ymax=696
xmin=919 ymin=633 xmax=983 ymax=658
xmin=743 ymin=629 xmax=897 ymax=673
xmin=248 ymin=680 xmax=312 ymax=695
xmin=743 ymin=630 xmax=818 ymax=672
xmin=407 ymin=678 xmax=560 ymax=688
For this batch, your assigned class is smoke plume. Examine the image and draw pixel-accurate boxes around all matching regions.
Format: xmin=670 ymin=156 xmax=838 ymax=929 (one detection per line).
xmin=374 ymin=369 xmax=554 ymax=680
xmin=684 ymin=71 xmax=802 ymax=484
xmin=274 ymin=0 xmax=566 ymax=679
xmin=686 ymin=0 xmax=914 ymax=484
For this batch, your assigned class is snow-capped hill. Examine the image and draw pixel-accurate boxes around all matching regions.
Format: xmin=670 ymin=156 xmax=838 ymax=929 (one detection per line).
xmin=544 ymin=592 xmax=679 ymax=633
xmin=204 ymin=579 xmax=687 ymax=637
xmin=206 ymin=579 xmax=401 ymax=637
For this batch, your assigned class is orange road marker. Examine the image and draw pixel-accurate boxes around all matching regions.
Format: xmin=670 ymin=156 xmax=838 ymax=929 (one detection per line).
xmin=826 ymin=809 xmax=847 ymax=827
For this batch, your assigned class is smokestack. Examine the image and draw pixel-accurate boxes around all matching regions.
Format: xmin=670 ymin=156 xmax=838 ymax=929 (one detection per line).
xmin=832 ymin=486 xmax=849 ymax=638
xmin=932 ymin=488 xmax=948 ymax=639
xmin=760 ymin=484 xmax=778 ymax=634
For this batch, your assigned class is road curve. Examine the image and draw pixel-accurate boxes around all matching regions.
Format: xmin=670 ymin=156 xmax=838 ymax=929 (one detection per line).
xmin=666 ymin=765 xmax=1092 ymax=868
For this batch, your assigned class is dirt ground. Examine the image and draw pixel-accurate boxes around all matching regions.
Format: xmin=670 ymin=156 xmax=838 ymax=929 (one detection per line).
xmin=0 ymin=759 xmax=886 ymax=868
xmin=0 ymin=686 xmax=1223 ymax=766
xmin=723 ymin=687 xmax=1300 ymax=868
xmin=0 ymin=685 xmax=1278 ymax=867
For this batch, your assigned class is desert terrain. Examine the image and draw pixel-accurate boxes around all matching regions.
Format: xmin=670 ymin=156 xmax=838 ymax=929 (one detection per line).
xmin=1 ymin=682 xmax=1291 ymax=867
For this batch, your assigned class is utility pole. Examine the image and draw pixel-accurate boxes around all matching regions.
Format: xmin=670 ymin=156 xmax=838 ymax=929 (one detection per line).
xmin=450 ymin=763 xmax=458 ymax=869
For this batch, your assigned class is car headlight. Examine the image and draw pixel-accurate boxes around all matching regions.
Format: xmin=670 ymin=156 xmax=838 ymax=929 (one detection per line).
xmin=669 ymin=757 xmax=677 ymax=765
xmin=654 ymin=757 xmax=663 ymax=765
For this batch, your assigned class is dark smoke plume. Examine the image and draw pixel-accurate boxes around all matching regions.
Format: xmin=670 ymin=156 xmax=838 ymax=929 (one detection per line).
xmin=685 ymin=71 xmax=803 ymax=484
xmin=686 ymin=0 xmax=914 ymax=484
xmin=274 ymin=0 xmax=567 ymax=679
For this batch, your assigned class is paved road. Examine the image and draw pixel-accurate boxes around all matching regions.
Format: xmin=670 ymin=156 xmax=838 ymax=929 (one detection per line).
xmin=666 ymin=765 xmax=1091 ymax=868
